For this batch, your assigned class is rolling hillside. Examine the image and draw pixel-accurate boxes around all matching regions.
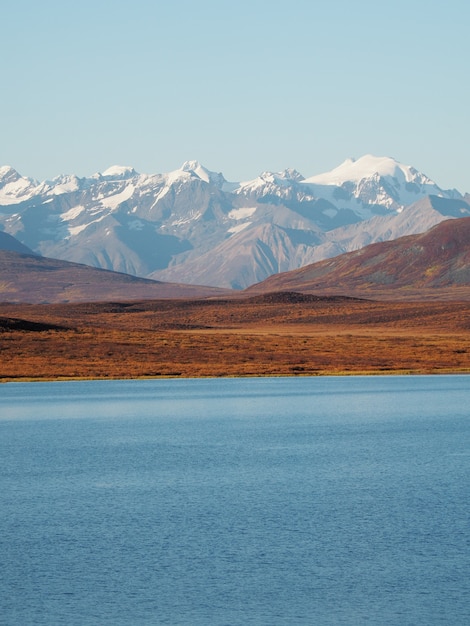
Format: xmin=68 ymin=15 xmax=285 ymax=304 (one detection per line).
xmin=247 ymin=217 xmax=470 ymax=300
xmin=0 ymin=250 xmax=230 ymax=303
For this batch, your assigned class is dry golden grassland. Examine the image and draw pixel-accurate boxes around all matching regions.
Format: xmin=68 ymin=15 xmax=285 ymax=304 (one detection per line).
xmin=1 ymin=295 xmax=470 ymax=381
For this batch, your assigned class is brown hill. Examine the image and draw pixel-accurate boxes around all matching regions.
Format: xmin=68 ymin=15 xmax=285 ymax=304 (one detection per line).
xmin=0 ymin=250 xmax=231 ymax=303
xmin=246 ymin=217 xmax=470 ymax=300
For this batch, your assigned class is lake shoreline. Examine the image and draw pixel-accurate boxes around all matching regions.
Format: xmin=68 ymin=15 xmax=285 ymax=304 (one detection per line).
xmin=2 ymin=368 xmax=470 ymax=384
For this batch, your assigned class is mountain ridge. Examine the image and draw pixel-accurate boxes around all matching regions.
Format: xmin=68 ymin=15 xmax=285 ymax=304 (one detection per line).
xmin=1 ymin=155 xmax=469 ymax=289
xmin=0 ymin=248 xmax=230 ymax=303
xmin=246 ymin=217 xmax=470 ymax=300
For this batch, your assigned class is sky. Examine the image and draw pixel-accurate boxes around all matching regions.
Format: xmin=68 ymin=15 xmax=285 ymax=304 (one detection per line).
xmin=2 ymin=0 xmax=469 ymax=191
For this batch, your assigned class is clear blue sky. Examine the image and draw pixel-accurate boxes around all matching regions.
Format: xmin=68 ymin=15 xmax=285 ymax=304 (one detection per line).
xmin=2 ymin=0 xmax=469 ymax=191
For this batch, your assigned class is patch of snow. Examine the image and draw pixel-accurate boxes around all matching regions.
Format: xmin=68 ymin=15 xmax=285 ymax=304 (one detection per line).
xmin=322 ymin=208 xmax=338 ymax=218
xmin=68 ymin=215 xmax=106 ymax=237
xmin=100 ymin=184 xmax=135 ymax=210
xmin=0 ymin=196 xmax=25 ymax=206
xmin=228 ymin=222 xmax=251 ymax=234
xmin=149 ymin=184 xmax=174 ymax=204
xmin=61 ymin=205 xmax=86 ymax=221
xmin=228 ymin=207 xmax=257 ymax=220
xmin=68 ymin=224 xmax=89 ymax=236
xmin=170 ymin=211 xmax=203 ymax=227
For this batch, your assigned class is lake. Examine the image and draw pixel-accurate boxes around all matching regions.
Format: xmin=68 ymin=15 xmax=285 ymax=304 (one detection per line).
xmin=0 ymin=376 xmax=469 ymax=625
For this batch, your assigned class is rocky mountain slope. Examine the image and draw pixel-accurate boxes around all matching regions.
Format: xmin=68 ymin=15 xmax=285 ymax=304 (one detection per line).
xmin=246 ymin=217 xmax=470 ymax=300
xmin=0 ymin=230 xmax=35 ymax=254
xmin=1 ymin=156 xmax=469 ymax=289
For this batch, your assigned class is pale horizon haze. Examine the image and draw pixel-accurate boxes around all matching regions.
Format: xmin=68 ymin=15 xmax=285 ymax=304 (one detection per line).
xmin=2 ymin=0 xmax=469 ymax=191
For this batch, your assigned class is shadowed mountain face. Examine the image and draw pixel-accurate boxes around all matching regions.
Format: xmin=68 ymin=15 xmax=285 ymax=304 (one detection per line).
xmin=0 ymin=250 xmax=231 ymax=303
xmin=0 ymin=231 xmax=35 ymax=254
xmin=246 ymin=217 xmax=470 ymax=300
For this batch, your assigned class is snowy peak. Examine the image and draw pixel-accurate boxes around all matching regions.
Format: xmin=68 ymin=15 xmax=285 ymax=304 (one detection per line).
xmin=0 ymin=165 xmax=22 ymax=185
xmin=280 ymin=168 xmax=305 ymax=182
xmin=259 ymin=168 xmax=305 ymax=185
xmin=305 ymin=155 xmax=432 ymax=186
xmin=40 ymin=174 xmax=82 ymax=195
xmin=237 ymin=168 xmax=306 ymax=196
xmin=101 ymin=165 xmax=138 ymax=179
xmin=302 ymin=154 xmax=453 ymax=212
xmin=179 ymin=160 xmax=227 ymax=188
xmin=0 ymin=166 xmax=39 ymax=205
xmin=180 ymin=160 xmax=209 ymax=179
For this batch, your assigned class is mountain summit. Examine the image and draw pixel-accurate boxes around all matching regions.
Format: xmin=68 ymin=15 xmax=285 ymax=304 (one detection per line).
xmin=0 ymin=155 xmax=468 ymax=289
xmin=307 ymin=155 xmax=426 ymax=185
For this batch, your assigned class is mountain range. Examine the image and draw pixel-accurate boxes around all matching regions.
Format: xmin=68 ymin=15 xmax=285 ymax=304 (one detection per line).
xmin=1 ymin=155 xmax=469 ymax=289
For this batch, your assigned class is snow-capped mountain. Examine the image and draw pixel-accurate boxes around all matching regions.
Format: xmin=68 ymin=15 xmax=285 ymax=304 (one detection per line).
xmin=0 ymin=155 xmax=468 ymax=289
xmin=303 ymin=154 xmax=448 ymax=211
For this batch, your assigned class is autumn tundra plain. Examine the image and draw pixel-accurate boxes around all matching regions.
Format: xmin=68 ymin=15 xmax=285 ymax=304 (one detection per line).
xmin=1 ymin=292 xmax=470 ymax=381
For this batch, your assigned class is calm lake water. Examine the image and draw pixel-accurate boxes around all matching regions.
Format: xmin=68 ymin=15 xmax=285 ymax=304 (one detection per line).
xmin=1 ymin=376 xmax=469 ymax=625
